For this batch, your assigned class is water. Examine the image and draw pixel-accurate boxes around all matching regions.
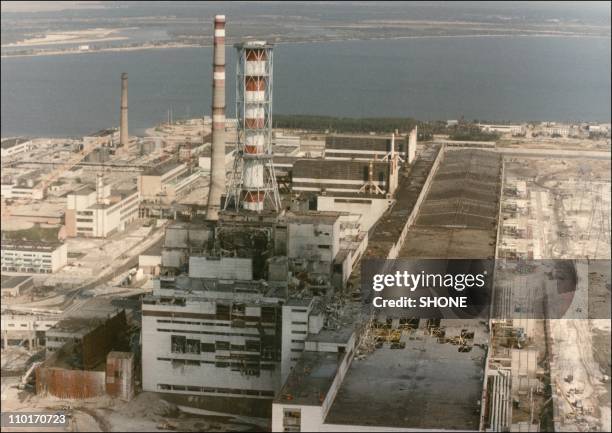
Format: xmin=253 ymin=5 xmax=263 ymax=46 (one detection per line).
xmin=1 ymin=36 xmax=610 ymax=138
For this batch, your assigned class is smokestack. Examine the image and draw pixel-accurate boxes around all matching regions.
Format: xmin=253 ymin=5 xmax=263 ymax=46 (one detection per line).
xmin=206 ymin=14 xmax=226 ymax=220
xmin=96 ymin=173 xmax=104 ymax=204
xmin=120 ymin=72 xmax=128 ymax=148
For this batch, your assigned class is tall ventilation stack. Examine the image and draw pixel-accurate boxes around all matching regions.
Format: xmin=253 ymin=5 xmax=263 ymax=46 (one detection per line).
xmin=407 ymin=126 xmax=417 ymax=164
xmin=225 ymin=41 xmax=280 ymax=212
xmin=206 ymin=15 xmax=226 ymax=221
xmin=120 ymin=72 xmax=128 ymax=148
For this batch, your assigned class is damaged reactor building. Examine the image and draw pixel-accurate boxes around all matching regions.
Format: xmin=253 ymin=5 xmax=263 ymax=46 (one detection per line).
xmin=137 ymin=13 xmax=530 ymax=433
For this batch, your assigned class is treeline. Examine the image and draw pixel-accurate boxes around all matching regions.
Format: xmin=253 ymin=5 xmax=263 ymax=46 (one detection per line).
xmin=273 ymin=115 xmax=421 ymax=134
xmin=273 ymin=115 xmax=499 ymax=141
xmin=448 ymin=125 xmax=500 ymax=141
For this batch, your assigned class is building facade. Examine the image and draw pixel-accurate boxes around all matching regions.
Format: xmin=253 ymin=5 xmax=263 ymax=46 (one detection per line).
xmin=65 ymin=181 xmax=139 ymax=238
xmin=142 ymin=278 xmax=285 ymax=400
xmin=1 ymin=241 xmax=67 ymax=273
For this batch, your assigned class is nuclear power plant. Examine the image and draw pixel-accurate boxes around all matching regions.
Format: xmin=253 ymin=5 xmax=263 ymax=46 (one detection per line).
xmin=1 ymin=7 xmax=610 ymax=433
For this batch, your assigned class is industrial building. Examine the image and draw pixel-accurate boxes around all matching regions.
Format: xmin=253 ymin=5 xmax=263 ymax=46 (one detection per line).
xmin=272 ymin=319 xmax=486 ymax=432
xmin=138 ymin=159 xmax=201 ymax=204
xmin=65 ymin=175 xmax=139 ymax=238
xmin=1 ymin=240 xmax=68 ymax=273
xmin=1 ymin=137 xmax=33 ymax=158
xmin=142 ymin=277 xmax=284 ymax=403
xmin=1 ymin=312 xmax=58 ymax=350
xmin=0 ymin=275 xmax=33 ymax=297
xmin=83 ymin=128 xmax=120 ymax=150
xmin=1 ymin=170 xmax=46 ymax=200
xmin=478 ymin=123 xmax=526 ymax=136
xmin=324 ymin=132 xmax=416 ymax=163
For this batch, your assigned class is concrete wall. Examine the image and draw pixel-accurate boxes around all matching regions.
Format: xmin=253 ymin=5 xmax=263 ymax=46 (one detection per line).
xmin=387 ymin=146 xmax=445 ymax=259
xmin=281 ymin=301 xmax=313 ymax=383
xmin=188 ymin=256 xmax=253 ymax=280
xmin=142 ymin=299 xmax=282 ymax=398
xmin=317 ymin=196 xmax=389 ymax=232
xmin=287 ymin=219 xmax=340 ymax=263
xmin=272 ymin=350 xmax=353 ymax=432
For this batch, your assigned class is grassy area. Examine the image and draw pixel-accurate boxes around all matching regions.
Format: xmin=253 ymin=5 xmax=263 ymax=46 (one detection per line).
xmin=1 ymin=224 xmax=60 ymax=243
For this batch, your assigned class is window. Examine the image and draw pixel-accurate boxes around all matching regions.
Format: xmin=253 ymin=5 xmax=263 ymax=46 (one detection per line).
xmin=291 ymin=321 xmax=307 ymax=325
xmin=171 ymin=335 xmax=186 ymax=353
xmin=186 ymin=338 xmax=200 ymax=354
xmin=245 ymin=340 xmax=260 ymax=352
xmin=216 ymin=304 xmax=230 ymax=320
xmin=283 ymin=409 xmax=301 ymax=432
xmin=201 ymin=342 xmax=215 ymax=353
xmin=215 ymin=341 xmax=230 ymax=351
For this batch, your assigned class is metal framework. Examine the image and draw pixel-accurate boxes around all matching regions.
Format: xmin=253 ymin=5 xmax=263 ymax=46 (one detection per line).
xmin=225 ymin=41 xmax=281 ymax=213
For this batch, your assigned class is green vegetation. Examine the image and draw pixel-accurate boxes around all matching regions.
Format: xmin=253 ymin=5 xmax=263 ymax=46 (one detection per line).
xmin=1 ymin=224 xmax=60 ymax=243
xmin=273 ymin=115 xmax=420 ymax=134
xmin=448 ymin=125 xmax=500 ymax=141
xmin=272 ymin=115 xmax=499 ymax=142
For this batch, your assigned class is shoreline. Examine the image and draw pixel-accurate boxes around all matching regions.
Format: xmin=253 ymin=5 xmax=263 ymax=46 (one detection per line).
xmin=1 ymin=32 xmax=609 ymax=60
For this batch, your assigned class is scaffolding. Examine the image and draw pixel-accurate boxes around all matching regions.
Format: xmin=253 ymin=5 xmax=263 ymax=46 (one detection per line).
xmin=225 ymin=41 xmax=281 ymax=213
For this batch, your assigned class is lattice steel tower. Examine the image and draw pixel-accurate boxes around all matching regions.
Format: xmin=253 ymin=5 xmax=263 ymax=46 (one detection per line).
xmin=225 ymin=41 xmax=281 ymax=212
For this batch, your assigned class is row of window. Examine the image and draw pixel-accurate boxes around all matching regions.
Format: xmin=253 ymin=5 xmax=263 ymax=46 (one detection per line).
xmin=156 ymin=383 xmax=275 ymax=397
xmin=1 ymin=267 xmax=52 ymax=273
xmin=158 ymin=357 xmax=277 ymax=372
xmin=170 ymin=335 xmax=262 ymax=355
xmin=157 ymin=328 xmax=264 ymax=338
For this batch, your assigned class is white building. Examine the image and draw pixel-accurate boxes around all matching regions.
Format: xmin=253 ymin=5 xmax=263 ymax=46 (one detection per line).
xmin=479 ymin=124 xmax=526 ymax=136
xmin=538 ymin=122 xmax=570 ymax=137
xmin=1 ymin=240 xmax=68 ymax=274
xmin=1 ymin=181 xmax=45 ymax=200
xmin=65 ymin=179 xmax=139 ymax=238
xmin=1 ymin=313 xmax=58 ymax=349
xmin=141 ymin=277 xmax=285 ymax=401
xmin=1 ymin=138 xmax=33 ymax=158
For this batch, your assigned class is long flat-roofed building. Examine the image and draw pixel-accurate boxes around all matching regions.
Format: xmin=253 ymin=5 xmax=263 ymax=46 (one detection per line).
xmin=292 ymin=159 xmax=396 ymax=198
xmin=272 ymin=320 xmax=487 ymax=432
xmin=292 ymin=159 xmax=398 ymax=232
xmin=324 ymin=134 xmax=406 ymax=161
xmin=1 ymin=240 xmax=67 ymax=274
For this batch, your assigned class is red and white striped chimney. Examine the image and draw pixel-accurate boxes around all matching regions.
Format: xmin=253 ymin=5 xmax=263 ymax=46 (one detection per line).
xmin=206 ymin=14 xmax=226 ymax=220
